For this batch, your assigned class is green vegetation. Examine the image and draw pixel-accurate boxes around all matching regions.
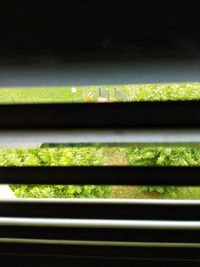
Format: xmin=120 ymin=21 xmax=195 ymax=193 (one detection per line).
xmin=0 ymin=87 xmax=84 ymax=103
xmin=1 ymin=82 xmax=200 ymax=103
xmin=1 ymin=148 xmax=111 ymax=198
xmin=1 ymin=82 xmax=200 ymax=199
xmin=124 ymin=83 xmax=200 ymax=101
xmin=124 ymin=146 xmax=200 ymax=199
xmin=3 ymin=145 xmax=200 ymax=199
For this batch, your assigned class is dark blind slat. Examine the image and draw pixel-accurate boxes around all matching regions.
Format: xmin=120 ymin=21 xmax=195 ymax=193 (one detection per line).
xmin=0 ymin=166 xmax=199 ymax=185
xmin=0 ymin=101 xmax=199 ymax=129
xmin=0 ymin=199 xmax=200 ymax=221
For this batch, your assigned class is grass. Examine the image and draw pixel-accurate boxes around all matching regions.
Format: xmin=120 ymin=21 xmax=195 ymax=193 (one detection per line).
xmin=1 ymin=82 xmax=200 ymax=104
xmin=0 ymin=86 xmax=120 ymax=103
xmin=0 ymin=87 xmax=84 ymax=104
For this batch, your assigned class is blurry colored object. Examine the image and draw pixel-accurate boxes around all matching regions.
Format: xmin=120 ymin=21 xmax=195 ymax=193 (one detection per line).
xmin=86 ymin=92 xmax=93 ymax=102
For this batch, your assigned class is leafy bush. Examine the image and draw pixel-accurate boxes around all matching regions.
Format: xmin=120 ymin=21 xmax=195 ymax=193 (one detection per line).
xmin=125 ymin=146 xmax=200 ymax=198
xmin=0 ymin=148 xmax=111 ymax=198
xmin=124 ymin=83 xmax=200 ymax=101
xmin=119 ymin=83 xmax=200 ymax=198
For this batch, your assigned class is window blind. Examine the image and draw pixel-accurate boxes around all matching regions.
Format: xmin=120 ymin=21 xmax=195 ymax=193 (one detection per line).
xmin=0 ymin=1 xmax=200 ymax=266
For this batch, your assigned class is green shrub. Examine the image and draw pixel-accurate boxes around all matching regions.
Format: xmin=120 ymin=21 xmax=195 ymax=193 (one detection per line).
xmin=124 ymin=82 xmax=200 ymax=101
xmin=121 ymin=83 xmax=200 ymax=198
xmin=0 ymin=148 xmax=111 ymax=198
xmin=125 ymin=146 xmax=200 ymax=198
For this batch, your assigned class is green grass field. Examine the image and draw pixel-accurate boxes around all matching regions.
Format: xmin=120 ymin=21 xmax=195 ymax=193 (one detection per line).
xmin=0 ymin=87 xmax=84 ymax=103
xmin=1 ymin=82 xmax=200 ymax=104
xmin=0 ymin=86 xmax=121 ymax=103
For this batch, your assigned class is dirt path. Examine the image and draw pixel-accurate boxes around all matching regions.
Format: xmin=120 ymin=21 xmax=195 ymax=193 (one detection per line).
xmin=103 ymin=148 xmax=137 ymax=199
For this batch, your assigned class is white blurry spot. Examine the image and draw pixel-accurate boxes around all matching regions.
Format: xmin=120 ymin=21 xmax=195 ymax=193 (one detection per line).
xmin=0 ymin=185 xmax=16 ymax=199
xmin=71 ymin=87 xmax=77 ymax=94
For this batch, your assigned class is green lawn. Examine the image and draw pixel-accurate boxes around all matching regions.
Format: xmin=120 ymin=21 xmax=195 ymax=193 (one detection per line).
xmin=1 ymin=82 xmax=200 ymax=103
xmin=0 ymin=87 xmax=84 ymax=104
xmin=0 ymin=86 xmax=120 ymax=103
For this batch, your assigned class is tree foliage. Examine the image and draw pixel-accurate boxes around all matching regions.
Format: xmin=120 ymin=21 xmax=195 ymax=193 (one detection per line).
xmin=125 ymin=146 xmax=200 ymax=197
xmin=0 ymin=148 xmax=111 ymax=198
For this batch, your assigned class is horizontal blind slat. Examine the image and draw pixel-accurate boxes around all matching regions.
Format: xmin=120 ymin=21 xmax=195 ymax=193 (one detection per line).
xmin=0 ymin=199 xmax=200 ymax=221
xmin=0 ymin=102 xmax=199 ymax=129
xmin=0 ymin=166 xmax=199 ymax=185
